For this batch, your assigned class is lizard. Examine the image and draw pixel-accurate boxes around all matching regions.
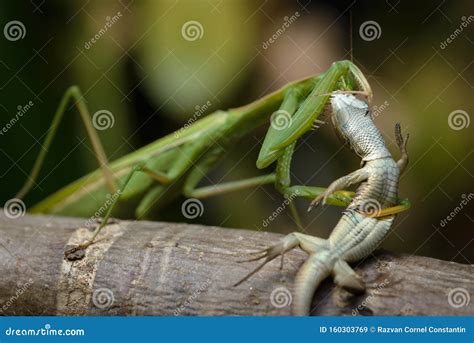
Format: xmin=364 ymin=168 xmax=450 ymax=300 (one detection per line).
xmin=234 ymin=92 xmax=409 ymax=316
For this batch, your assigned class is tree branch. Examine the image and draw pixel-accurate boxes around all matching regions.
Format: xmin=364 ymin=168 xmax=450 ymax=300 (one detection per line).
xmin=0 ymin=213 xmax=472 ymax=316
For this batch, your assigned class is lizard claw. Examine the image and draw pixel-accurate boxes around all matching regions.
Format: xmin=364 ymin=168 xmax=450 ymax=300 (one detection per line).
xmin=236 ymin=248 xmax=269 ymax=263
xmin=234 ymin=235 xmax=300 ymax=287
xmin=307 ymin=193 xmax=326 ymax=212
xmin=395 ymin=123 xmax=409 ymax=152
xmin=233 ymin=255 xmax=276 ymax=287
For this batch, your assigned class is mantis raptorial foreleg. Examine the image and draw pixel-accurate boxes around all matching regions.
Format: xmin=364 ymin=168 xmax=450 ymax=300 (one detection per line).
xmin=16 ymin=86 xmax=117 ymax=199
xmin=178 ymin=89 xmax=300 ymax=200
xmin=256 ymin=61 xmax=371 ymax=168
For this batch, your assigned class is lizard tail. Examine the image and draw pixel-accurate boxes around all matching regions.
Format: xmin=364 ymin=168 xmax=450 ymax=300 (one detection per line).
xmin=292 ymin=254 xmax=332 ymax=316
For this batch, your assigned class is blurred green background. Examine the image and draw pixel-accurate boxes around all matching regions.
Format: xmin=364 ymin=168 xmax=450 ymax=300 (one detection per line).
xmin=0 ymin=0 xmax=472 ymax=263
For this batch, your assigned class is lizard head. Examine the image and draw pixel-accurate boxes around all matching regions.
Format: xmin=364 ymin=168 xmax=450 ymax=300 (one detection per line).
xmin=330 ymin=93 xmax=391 ymax=162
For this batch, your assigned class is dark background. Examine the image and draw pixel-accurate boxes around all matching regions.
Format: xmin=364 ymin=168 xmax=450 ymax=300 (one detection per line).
xmin=0 ymin=0 xmax=472 ymax=263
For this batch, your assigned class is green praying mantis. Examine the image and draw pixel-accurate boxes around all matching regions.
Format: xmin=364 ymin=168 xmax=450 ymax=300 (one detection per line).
xmin=14 ymin=60 xmax=410 ymax=249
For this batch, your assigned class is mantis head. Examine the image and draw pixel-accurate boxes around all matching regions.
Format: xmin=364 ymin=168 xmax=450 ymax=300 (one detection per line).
xmin=256 ymin=60 xmax=375 ymax=169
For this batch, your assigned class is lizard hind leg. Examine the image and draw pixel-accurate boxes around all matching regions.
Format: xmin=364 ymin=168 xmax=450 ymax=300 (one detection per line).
xmin=233 ymin=232 xmax=328 ymax=287
xmin=292 ymin=257 xmax=365 ymax=316
xmin=333 ymin=260 xmax=365 ymax=294
xmin=233 ymin=233 xmax=300 ymax=287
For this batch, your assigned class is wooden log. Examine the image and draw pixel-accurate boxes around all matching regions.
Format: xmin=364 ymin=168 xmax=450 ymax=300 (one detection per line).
xmin=0 ymin=212 xmax=472 ymax=316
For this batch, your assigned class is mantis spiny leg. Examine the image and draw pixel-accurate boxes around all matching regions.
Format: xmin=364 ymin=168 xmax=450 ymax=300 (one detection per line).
xmin=66 ymin=162 xmax=146 ymax=253
xmin=16 ymin=86 xmax=116 ymax=199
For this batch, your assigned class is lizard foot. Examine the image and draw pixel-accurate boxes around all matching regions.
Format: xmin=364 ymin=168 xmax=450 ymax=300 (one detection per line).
xmin=234 ymin=232 xmax=328 ymax=287
xmin=307 ymin=191 xmax=335 ymax=212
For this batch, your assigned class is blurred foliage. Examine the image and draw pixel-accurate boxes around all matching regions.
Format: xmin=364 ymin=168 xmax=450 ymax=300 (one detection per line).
xmin=0 ymin=0 xmax=472 ymax=263
xmin=136 ymin=0 xmax=259 ymax=119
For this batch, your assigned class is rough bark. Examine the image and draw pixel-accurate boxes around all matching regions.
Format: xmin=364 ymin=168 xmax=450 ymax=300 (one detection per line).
xmin=0 ymin=212 xmax=472 ymax=316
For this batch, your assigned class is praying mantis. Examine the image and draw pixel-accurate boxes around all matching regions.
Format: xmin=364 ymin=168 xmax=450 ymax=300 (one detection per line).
xmin=13 ymin=60 xmax=410 ymax=249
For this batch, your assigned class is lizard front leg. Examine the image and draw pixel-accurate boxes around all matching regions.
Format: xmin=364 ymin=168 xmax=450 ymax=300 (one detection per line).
xmin=307 ymin=168 xmax=369 ymax=211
